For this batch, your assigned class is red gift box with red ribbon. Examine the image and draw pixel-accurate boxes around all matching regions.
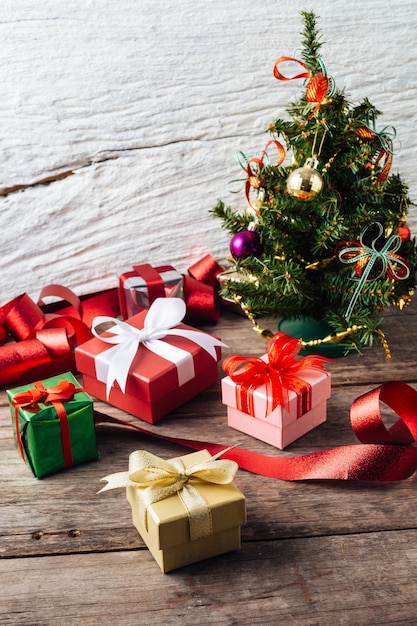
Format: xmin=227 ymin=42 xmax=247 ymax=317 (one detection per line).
xmin=118 ymin=264 xmax=184 ymax=319
xmin=75 ymin=298 xmax=225 ymax=424
xmin=221 ymin=333 xmax=331 ymax=449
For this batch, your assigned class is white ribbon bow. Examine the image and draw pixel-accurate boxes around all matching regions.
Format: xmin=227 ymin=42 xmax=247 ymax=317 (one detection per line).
xmin=91 ymin=297 xmax=227 ymax=398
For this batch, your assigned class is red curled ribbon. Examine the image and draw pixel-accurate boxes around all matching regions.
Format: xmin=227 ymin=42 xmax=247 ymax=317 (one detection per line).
xmin=222 ymin=332 xmax=331 ymax=417
xmin=243 ymin=140 xmax=286 ymax=212
xmin=184 ymin=254 xmax=224 ymax=322
xmin=94 ymin=380 xmax=417 ymax=482
xmin=273 ymin=56 xmax=330 ymax=121
xmin=0 ymin=287 xmax=93 ymax=387
xmin=0 ymin=285 xmax=120 ymax=388
xmin=12 ymin=378 xmax=81 ymax=468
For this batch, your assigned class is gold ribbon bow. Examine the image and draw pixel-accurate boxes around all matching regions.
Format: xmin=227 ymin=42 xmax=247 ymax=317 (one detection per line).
xmin=99 ymin=449 xmax=238 ymax=541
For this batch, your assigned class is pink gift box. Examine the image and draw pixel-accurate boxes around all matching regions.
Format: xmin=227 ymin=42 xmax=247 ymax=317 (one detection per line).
xmin=221 ymin=364 xmax=331 ymax=449
xmin=75 ymin=308 xmax=223 ymax=424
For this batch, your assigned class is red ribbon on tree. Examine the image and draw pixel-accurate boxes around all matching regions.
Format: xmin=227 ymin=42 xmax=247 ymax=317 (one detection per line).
xmin=242 ymin=140 xmax=286 ymax=212
xmin=358 ymin=124 xmax=393 ymax=184
xmin=222 ymin=332 xmax=331 ymax=417
xmin=356 ymin=112 xmax=396 ymax=184
xmin=273 ymin=56 xmax=331 ymax=121
xmin=12 ymin=378 xmax=81 ymax=467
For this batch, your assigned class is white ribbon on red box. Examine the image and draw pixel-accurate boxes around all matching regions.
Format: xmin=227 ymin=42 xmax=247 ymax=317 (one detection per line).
xmin=91 ymin=298 xmax=226 ymax=398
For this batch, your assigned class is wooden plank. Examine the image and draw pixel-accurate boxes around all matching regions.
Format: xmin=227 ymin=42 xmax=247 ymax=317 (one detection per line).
xmin=2 ymin=530 xmax=417 ymax=625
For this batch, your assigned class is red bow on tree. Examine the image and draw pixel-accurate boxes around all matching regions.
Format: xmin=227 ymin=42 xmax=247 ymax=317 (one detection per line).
xmin=273 ymin=56 xmax=333 ymax=121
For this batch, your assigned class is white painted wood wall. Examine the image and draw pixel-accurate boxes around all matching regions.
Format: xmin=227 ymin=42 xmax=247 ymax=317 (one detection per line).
xmin=1 ymin=0 xmax=416 ymax=304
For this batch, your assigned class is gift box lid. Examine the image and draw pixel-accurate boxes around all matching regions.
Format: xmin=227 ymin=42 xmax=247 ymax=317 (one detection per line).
xmin=7 ymin=372 xmax=93 ymax=423
xmin=221 ymin=360 xmax=331 ymax=428
xmin=127 ymin=450 xmax=246 ymax=551
xmin=75 ymin=309 xmax=222 ymax=405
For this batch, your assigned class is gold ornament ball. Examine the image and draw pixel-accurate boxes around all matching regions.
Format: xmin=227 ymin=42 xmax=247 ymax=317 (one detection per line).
xmin=286 ymin=165 xmax=323 ymax=201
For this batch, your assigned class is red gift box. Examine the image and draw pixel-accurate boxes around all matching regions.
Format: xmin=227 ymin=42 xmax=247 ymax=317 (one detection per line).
xmin=75 ymin=298 xmax=225 ymax=424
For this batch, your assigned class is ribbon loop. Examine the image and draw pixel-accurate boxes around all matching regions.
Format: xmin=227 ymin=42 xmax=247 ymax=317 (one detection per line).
xmin=273 ymin=56 xmax=311 ymax=81
xmin=273 ymin=56 xmax=334 ymax=121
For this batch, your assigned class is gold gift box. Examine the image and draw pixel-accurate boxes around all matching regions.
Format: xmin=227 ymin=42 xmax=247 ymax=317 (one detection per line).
xmin=126 ymin=450 xmax=246 ymax=573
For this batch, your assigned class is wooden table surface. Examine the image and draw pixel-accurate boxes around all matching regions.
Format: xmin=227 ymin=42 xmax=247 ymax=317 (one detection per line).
xmin=2 ymin=302 xmax=417 ymax=626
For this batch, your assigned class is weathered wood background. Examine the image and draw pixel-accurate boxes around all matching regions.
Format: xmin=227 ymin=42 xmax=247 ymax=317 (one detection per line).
xmin=1 ymin=0 xmax=416 ymax=302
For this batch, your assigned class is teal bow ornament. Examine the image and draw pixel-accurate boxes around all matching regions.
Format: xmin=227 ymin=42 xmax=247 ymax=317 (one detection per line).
xmin=338 ymin=222 xmax=410 ymax=321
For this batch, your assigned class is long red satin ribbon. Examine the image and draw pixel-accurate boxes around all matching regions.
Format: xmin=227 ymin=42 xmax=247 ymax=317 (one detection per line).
xmin=12 ymin=379 xmax=80 ymax=467
xmin=244 ymin=140 xmax=286 ymax=212
xmin=95 ymin=381 xmax=417 ymax=482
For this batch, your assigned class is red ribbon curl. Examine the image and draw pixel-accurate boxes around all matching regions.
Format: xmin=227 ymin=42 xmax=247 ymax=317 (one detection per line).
xmin=243 ymin=140 xmax=286 ymax=211
xmin=273 ymin=56 xmax=330 ymax=121
xmin=0 ymin=286 xmax=120 ymax=388
xmin=185 ymin=254 xmax=224 ymax=322
xmin=12 ymin=378 xmax=81 ymax=468
xmin=356 ymin=126 xmax=393 ymax=184
xmin=222 ymin=332 xmax=331 ymax=417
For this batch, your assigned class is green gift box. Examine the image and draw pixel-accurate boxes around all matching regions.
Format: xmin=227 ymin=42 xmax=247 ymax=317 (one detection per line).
xmin=7 ymin=372 xmax=98 ymax=478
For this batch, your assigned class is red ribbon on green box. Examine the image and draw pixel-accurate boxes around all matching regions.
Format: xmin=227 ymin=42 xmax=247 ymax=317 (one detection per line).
xmin=11 ymin=378 xmax=81 ymax=468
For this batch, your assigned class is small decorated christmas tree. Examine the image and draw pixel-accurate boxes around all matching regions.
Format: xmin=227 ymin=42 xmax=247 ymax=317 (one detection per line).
xmin=211 ymin=11 xmax=417 ymax=356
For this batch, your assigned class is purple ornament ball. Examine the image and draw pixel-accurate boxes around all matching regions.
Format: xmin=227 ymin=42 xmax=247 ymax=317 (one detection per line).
xmin=230 ymin=230 xmax=261 ymax=259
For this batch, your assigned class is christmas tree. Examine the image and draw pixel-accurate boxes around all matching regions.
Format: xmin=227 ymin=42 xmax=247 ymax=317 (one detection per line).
xmin=211 ymin=11 xmax=417 ymax=357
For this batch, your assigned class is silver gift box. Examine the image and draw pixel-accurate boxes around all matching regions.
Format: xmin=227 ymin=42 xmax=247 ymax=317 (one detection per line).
xmin=120 ymin=267 xmax=184 ymax=318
